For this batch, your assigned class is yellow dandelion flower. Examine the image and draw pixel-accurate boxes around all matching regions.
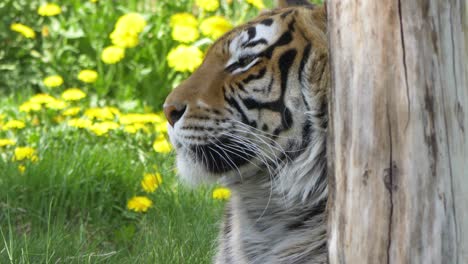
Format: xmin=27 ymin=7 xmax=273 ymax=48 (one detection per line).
xmin=67 ymin=118 xmax=92 ymax=128
xmin=167 ymin=45 xmax=203 ymax=72
xmin=2 ymin=120 xmax=25 ymax=130
xmin=18 ymin=164 xmax=26 ymax=174
xmin=41 ymin=26 xmax=50 ymax=37
xmin=38 ymin=3 xmax=61 ymax=16
xmin=171 ymin=25 xmax=199 ymax=43
xmin=200 ymin=16 xmax=233 ymax=39
xmin=45 ymin=99 xmax=67 ymax=110
xmin=29 ymin=94 xmax=56 ymax=104
xmin=195 ymin=0 xmax=219 ymax=11
xmin=43 ymin=75 xmax=63 ymax=88
xmin=0 ymin=139 xmax=16 ymax=147
xmin=90 ymin=0 xmax=98 ymax=2
xmin=153 ymin=135 xmax=172 ymax=153
xmin=19 ymin=102 xmax=42 ymax=113
xmin=127 ymin=196 xmax=153 ymax=212
xmin=77 ymin=69 xmax=98 ymax=83
xmin=170 ymin=13 xmax=198 ymax=28
xmin=13 ymin=147 xmax=38 ymax=162
xmin=119 ymin=113 xmax=162 ymax=125
xmin=246 ymin=0 xmax=265 ymax=9
xmin=212 ymin=187 xmax=231 ymax=200
xmin=84 ymin=107 xmax=115 ymax=120
xmin=61 ymin=88 xmax=86 ymax=101
xmin=101 ymin=45 xmax=125 ymax=64
xmin=124 ymin=123 xmax=149 ymax=134
xmin=62 ymin=107 xmax=81 ymax=116
xmin=89 ymin=121 xmax=120 ymax=136
xmin=141 ymin=173 xmax=163 ymax=193
xmin=110 ymin=28 xmax=139 ymax=48
xmin=10 ymin=23 xmax=36 ymax=39
xmin=115 ymin=13 xmax=147 ymax=34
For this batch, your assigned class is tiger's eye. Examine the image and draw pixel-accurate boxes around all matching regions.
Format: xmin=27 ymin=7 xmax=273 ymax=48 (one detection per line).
xmin=238 ymin=55 xmax=255 ymax=67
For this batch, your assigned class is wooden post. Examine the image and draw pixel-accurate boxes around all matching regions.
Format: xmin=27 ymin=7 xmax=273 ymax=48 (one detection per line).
xmin=326 ymin=0 xmax=468 ymax=263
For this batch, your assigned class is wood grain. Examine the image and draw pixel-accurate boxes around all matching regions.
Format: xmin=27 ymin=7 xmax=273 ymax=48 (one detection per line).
xmin=326 ymin=0 xmax=468 ymax=263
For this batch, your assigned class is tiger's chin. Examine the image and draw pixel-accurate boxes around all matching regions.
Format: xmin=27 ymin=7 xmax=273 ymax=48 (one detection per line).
xmin=174 ymin=143 xmax=261 ymax=186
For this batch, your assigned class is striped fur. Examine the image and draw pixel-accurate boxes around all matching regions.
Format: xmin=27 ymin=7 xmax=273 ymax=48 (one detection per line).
xmin=164 ymin=3 xmax=329 ymax=263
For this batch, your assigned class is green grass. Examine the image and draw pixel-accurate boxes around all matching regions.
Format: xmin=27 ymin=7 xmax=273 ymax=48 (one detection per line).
xmin=0 ymin=136 xmax=224 ymax=263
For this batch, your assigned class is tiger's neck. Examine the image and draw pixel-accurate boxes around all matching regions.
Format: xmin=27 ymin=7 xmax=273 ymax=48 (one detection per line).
xmin=216 ymin=145 xmax=328 ymax=264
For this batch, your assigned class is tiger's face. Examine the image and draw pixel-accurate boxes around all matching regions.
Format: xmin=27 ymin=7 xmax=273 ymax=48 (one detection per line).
xmin=164 ymin=6 xmax=328 ymax=185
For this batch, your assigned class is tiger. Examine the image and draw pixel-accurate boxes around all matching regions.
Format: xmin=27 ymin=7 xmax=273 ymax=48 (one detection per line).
xmin=164 ymin=0 xmax=329 ymax=263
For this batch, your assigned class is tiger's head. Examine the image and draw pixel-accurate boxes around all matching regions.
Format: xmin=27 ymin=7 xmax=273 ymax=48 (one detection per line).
xmin=164 ymin=2 xmax=328 ymax=193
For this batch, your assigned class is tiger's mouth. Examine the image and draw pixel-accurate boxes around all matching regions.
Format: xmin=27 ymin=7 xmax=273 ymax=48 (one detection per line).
xmin=185 ymin=137 xmax=256 ymax=174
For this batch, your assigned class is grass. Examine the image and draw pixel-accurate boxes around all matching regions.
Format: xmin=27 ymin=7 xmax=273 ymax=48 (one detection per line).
xmin=0 ymin=133 xmax=224 ymax=263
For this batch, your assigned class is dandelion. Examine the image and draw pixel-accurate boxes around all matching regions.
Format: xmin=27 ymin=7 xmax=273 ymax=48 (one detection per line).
xmin=19 ymin=102 xmax=42 ymax=113
xmin=115 ymin=13 xmax=147 ymax=34
xmin=84 ymin=107 xmax=115 ymax=120
xmin=88 ymin=121 xmax=120 ymax=136
xmin=29 ymin=94 xmax=56 ymax=104
xmin=153 ymin=135 xmax=172 ymax=153
xmin=13 ymin=147 xmax=38 ymax=162
xmin=167 ymin=45 xmax=203 ymax=73
xmin=2 ymin=120 xmax=25 ymax=130
xmin=62 ymin=107 xmax=81 ymax=117
xmin=110 ymin=28 xmax=139 ymax=48
xmin=45 ymin=99 xmax=67 ymax=110
xmin=200 ymin=16 xmax=233 ymax=39
xmin=124 ymin=123 xmax=149 ymax=134
xmin=195 ymin=0 xmax=220 ymax=11
xmin=77 ymin=69 xmax=98 ymax=83
xmin=212 ymin=187 xmax=231 ymax=200
xmin=0 ymin=139 xmax=16 ymax=147
xmin=42 ymin=26 xmax=50 ymax=37
xmin=43 ymin=75 xmax=63 ymax=88
xmin=170 ymin=13 xmax=198 ymax=28
xmin=127 ymin=196 xmax=153 ymax=212
xmin=141 ymin=173 xmax=163 ymax=193
xmin=10 ymin=23 xmax=36 ymax=39
xmin=67 ymin=118 xmax=92 ymax=128
xmin=18 ymin=165 xmax=26 ymax=174
xmin=119 ymin=113 xmax=162 ymax=125
xmin=171 ymin=25 xmax=199 ymax=43
xmin=38 ymin=3 xmax=61 ymax=16
xmin=246 ymin=0 xmax=265 ymax=9
xmin=101 ymin=46 xmax=125 ymax=64
xmin=61 ymin=88 xmax=86 ymax=101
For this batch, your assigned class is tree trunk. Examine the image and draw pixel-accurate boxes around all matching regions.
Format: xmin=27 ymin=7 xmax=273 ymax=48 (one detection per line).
xmin=326 ymin=0 xmax=468 ymax=263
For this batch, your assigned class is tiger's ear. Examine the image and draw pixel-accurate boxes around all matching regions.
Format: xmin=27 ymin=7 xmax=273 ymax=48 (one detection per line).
xmin=277 ymin=0 xmax=314 ymax=8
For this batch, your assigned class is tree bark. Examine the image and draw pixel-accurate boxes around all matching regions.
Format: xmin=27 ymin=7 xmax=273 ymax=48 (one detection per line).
xmin=326 ymin=0 xmax=468 ymax=263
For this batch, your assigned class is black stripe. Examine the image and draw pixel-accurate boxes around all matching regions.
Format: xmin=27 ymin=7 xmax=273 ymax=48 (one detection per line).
xmin=236 ymin=83 xmax=245 ymax=91
xmin=225 ymin=94 xmax=257 ymax=128
xmin=299 ymin=43 xmax=312 ymax=111
xmin=242 ymin=39 xmax=268 ymax=48
xmin=246 ymin=26 xmax=256 ymax=40
xmin=242 ymin=49 xmax=297 ymax=135
xmin=242 ymin=68 xmax=266 ymax=83
xmin=260 ymin=31 xmax=292 ymax=59
xmin=259 ymin=18 xmax=273 ymax=26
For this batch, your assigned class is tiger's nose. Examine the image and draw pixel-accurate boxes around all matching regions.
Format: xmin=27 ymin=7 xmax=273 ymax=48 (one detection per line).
xmin=163 ymin=104 xmax=187 ymax=127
